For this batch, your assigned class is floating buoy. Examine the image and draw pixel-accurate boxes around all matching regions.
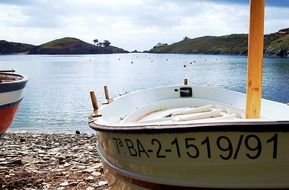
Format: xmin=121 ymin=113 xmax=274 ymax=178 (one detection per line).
xmin=184 ymin=79 xmax=188 ymax=85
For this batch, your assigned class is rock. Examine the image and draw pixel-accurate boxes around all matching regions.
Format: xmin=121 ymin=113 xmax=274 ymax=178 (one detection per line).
xmin=77 ymin=165 xmax=86 ymax=169
xmin=77 ymin=182 xmax=86 ymax=189
xmin=63 ymin=162 xmax=71 ymax=167
xmin=0 ymin=158 xmax=6 ymax=162
xmin=8 ymin=159 xmax=22 ymax=166
xmin=75 ymin=130 xmax=80 ymax=134
xmin=59 ymin=181 xmax=70 ymax=187
xmin=93 ymin=163 xmax=103 ymax=169
xmin=98 ymin=180 xmax=108 ymax=187
xmin=86 ymin=175 xmax=94 ymax=182
xmin=84 ymin=167 xmax=95 ymax=173
xmin=91 ymin=171 xmax=101 ymax=177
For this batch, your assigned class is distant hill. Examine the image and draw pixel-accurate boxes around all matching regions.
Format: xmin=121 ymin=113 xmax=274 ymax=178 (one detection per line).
xmin=29 ymin=37 xmax=128 ymax=54
xmin=0 ymin=37 xmax=128 ymax=54
xmin=0 ymin=40 xmax=35 ymax=54
xmin=148 ymin=28 xmax=289 ymax=57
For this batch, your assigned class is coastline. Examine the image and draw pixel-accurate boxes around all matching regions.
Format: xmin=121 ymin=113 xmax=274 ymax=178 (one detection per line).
xmin=0 ymin=132 xmax=108 ymax=190
xmin=1 ymin=52 xmax=289 ymax=58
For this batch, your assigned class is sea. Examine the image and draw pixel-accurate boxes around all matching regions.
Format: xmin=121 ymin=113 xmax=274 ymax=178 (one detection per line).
xmin=1 ymin=53 xmax=289 ymax=134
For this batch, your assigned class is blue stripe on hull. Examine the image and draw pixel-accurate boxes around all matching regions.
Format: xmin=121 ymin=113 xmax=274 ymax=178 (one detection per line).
xmin=0 ymin=80 xmax=28 ymax=93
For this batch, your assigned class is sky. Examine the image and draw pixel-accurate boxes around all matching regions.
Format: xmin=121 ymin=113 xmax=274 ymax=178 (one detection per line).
xmin=0 ymin=0 xmax=289 ymax=51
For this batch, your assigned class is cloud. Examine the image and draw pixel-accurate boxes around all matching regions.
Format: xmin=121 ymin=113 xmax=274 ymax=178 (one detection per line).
xmin=0 ymin=0 xmax=35 ymax=5
xmin=0 ymin=0 xmax=288 ymax=51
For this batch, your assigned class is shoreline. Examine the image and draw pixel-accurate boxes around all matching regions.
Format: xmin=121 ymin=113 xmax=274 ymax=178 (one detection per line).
xmin=1 ymin=52 xmax=289 ymax=58
xmin=0 ymin=132 xmax=108 ymax=190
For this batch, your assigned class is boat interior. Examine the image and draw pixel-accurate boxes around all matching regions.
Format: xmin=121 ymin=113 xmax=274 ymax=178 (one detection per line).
xmin=0 ymin=72 xmax=23 ymax=83
xmin=96 ymin=85 xmax=289 ymax=126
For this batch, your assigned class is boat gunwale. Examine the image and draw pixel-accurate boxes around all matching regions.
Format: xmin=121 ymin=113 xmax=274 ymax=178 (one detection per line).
xmin=0 ymin=73 xmax=28 ymax=93
xmin=0 ymin=73 xmax=28 ymax=84
xmin=89 ymin=120 xmax=289 ymax=133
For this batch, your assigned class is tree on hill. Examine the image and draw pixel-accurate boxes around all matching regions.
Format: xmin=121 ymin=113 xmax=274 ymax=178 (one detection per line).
xmin=103 ymin=40 xmax=111 ymax=47
xmin=153 ymin=43 xmax=168 ymax=48
xmin=97 ymin=42 xmax=103 ymax=47
xmin=93 ymin=39 xmax=98 ymax=46
xmin=183 ymin=36 xmax=190 ymax=41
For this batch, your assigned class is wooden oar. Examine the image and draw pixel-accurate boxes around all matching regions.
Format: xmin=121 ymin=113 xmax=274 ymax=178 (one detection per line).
xmin=246 ymin=0 xmax=265 ymax=118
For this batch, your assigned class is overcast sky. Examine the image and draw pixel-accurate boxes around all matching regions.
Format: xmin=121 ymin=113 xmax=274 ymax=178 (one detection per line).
xmin=0 ymin=0 xmax=289 ymax=51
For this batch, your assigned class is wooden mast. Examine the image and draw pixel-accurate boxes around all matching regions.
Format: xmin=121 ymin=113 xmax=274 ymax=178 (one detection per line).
xmin=246 ymin=0 xmax=265 ymax=118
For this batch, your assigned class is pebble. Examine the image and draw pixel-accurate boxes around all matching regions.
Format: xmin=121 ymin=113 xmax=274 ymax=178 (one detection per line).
xmin=0 ymin=133 xmax=108 ymax=190
xmin=59 ymin=181 xmax=70 ymax=187
xmin=63 ymin=163 xmax=71 ymax=167
xmin=92 ymin=171 xmax=102 ymax=177
xmin=99 ymin=180 xmax=108 ymax=186
xmin=86 ymin=175 xmax=94 ymax=182
xmin=78 ymin=165 xmax=86 ymax=169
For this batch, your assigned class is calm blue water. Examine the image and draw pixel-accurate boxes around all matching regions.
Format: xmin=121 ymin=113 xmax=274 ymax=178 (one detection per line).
xmin=1 ymin=54 xmax=289 ymax=133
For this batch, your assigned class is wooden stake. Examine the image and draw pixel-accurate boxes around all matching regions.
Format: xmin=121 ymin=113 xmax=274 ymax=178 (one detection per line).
xmin=103 ymin=86 xmax=112 ymax=104
xmin=246 ymin=0 xmax=265 ymax=119
xmin=104 ymin=86 xmax=110 ymax=100
xmin=90 ymin=91 xmax=101 ymax=117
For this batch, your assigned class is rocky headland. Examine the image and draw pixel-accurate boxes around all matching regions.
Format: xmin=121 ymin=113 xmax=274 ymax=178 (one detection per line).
xmin=148 ymin=28 xmax=289 ymax=58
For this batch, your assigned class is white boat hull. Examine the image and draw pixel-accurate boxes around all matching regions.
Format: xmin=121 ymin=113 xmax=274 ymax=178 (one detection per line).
xmin=95 ymin=126 xmax=289 ymax=189
xmin=89 ymin=85 xmax=289 ymax=189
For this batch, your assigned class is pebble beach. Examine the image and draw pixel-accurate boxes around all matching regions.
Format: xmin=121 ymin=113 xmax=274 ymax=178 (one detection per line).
xmin=0 ymin=133 xmax=109 ymax=190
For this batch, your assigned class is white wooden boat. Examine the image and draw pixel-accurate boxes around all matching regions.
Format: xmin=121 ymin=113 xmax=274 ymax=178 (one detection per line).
xmin=88 ymin=0 xmax=289 ymax=189
xmin=89 ymin=85 xmax=289 ymax=189
xmin=0 ymin=70 xmax=28 ymax=136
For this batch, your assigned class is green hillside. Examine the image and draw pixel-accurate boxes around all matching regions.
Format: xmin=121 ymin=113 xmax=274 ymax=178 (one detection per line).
xmin=149 ymin=28 xmax=289 ymax=57
xmin=29 ymin=37 xmax=128 ymax=54
xmin=0 ymin=40 xmax=35 ymax=54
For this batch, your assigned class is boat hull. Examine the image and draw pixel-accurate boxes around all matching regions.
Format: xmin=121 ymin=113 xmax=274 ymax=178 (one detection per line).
xmin=88 ymin=85 xmax=289 ymax=189
xmin=93 ymin=123 xmax=289 ymax=189
xmin=0 ymin=101 xmax=21 ymax=135
xmin=0 ymin=73 xmax=27 ymax=136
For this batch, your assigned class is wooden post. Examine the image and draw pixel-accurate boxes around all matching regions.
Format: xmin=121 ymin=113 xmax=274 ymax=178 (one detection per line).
xmin=104 ymin=86 xmax=109 ymax=100
xmin=103 ymin=86 xmax=112 ymax=104
xmin=246 ymin=0 xmax=265 ymax=119
xmin=90 ymin=91 xmax=101 ymax=117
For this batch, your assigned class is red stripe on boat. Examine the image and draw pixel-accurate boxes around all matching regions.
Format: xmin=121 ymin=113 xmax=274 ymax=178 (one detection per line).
xmin=103 ymin=162 xmax=281 ymax=190
xmin=103 ymin=162 xmax=210 ymax=190
xmin=0 ymin=102 xmax=20 ymax=135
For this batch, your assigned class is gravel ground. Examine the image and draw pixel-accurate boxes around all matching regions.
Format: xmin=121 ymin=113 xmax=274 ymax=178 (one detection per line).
xmin=0 ymin=133 xmax=109 ymax=190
